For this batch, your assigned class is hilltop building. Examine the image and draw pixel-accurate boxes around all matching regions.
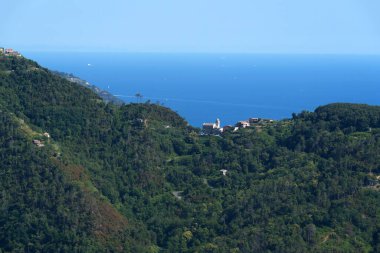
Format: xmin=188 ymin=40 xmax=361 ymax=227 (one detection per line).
xmin=236 ymin=120 xmax=250 ymax=128
xmin=222 ymin=125 xmax=233 ymax=132
xmin=202 ymin=118 xmax=223 ymax=135
xmin=0 ymin=48 xmax=22 ymax=57
xmin=249 ymin=118 xmax=260 ymax=124
xmin=200 ymin=116 xmax=275 ymax=135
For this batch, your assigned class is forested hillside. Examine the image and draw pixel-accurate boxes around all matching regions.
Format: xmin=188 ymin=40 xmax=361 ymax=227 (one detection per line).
xmin=0 ymin=55 xmax=379 ymax=252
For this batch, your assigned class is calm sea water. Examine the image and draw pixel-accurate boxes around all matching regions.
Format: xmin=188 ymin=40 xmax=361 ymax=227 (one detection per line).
xmin=23 ymin=52 xmax=380 ymax=126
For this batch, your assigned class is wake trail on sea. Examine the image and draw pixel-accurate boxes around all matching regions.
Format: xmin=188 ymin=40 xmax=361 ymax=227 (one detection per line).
xmin=114 ymin=94 xmax=297 ymax=111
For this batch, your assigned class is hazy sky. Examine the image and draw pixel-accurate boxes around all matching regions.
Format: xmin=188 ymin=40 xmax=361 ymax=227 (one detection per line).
xmin=1 ymin=0 xmax=380 ymax=54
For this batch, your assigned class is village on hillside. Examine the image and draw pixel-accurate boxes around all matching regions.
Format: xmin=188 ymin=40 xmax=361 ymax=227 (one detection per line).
xmin=0 ymin=47 xmax=22 ymax=57
xmin=201 ymin=117 xmax=275 ymax=135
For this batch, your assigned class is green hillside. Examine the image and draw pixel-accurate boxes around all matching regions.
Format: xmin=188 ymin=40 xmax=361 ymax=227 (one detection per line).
xmin=0 ymin=55 xmax=379 ymax=252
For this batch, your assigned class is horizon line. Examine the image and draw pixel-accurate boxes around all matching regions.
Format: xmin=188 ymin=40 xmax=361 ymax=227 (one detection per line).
xmin=19 ymin=50 xmax=380 ymax=57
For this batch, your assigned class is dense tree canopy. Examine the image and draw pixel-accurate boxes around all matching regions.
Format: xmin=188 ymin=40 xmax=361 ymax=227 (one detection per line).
xmin=0 ymin=55 xmax=379 ymax=252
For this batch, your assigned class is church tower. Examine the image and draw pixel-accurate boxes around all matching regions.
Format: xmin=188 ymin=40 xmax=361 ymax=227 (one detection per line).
xmin=215 ymin=118 xmax=221 ymax=129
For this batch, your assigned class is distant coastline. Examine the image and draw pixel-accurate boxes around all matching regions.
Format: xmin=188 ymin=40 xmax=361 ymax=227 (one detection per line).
xmin=23 ymin=52 xmax=380 ymax=126
xmin=52 ymin=70 xmax=124 ymax=105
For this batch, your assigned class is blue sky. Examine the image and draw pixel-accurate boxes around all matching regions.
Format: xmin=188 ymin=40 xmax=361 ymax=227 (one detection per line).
xmin=1 ymin=0 xmax=380 ymax=54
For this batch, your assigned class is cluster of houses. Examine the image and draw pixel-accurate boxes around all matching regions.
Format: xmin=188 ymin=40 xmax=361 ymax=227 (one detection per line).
xmin=0 ymin=47 xmax=22 ymax=57
xmin=202 ymin=117 xmax=274 ymax=135
xmin=32 ymin=132 xmax=51 ymax=148
xmin=33 ymin=139 xmax=45 ymax=148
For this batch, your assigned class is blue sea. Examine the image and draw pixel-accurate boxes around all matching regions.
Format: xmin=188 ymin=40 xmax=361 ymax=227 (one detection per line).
xmin=23 ymin=52 xmax=380 ymax=126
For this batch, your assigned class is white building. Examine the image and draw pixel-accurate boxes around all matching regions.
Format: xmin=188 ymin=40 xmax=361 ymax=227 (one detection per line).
xmin=220 ymin=169 xmax=228 ymax=176
xmin=202 ymin=118 xmax=223 ymax=135
xmin=236 ymin=121 xmax=250 ymax=128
